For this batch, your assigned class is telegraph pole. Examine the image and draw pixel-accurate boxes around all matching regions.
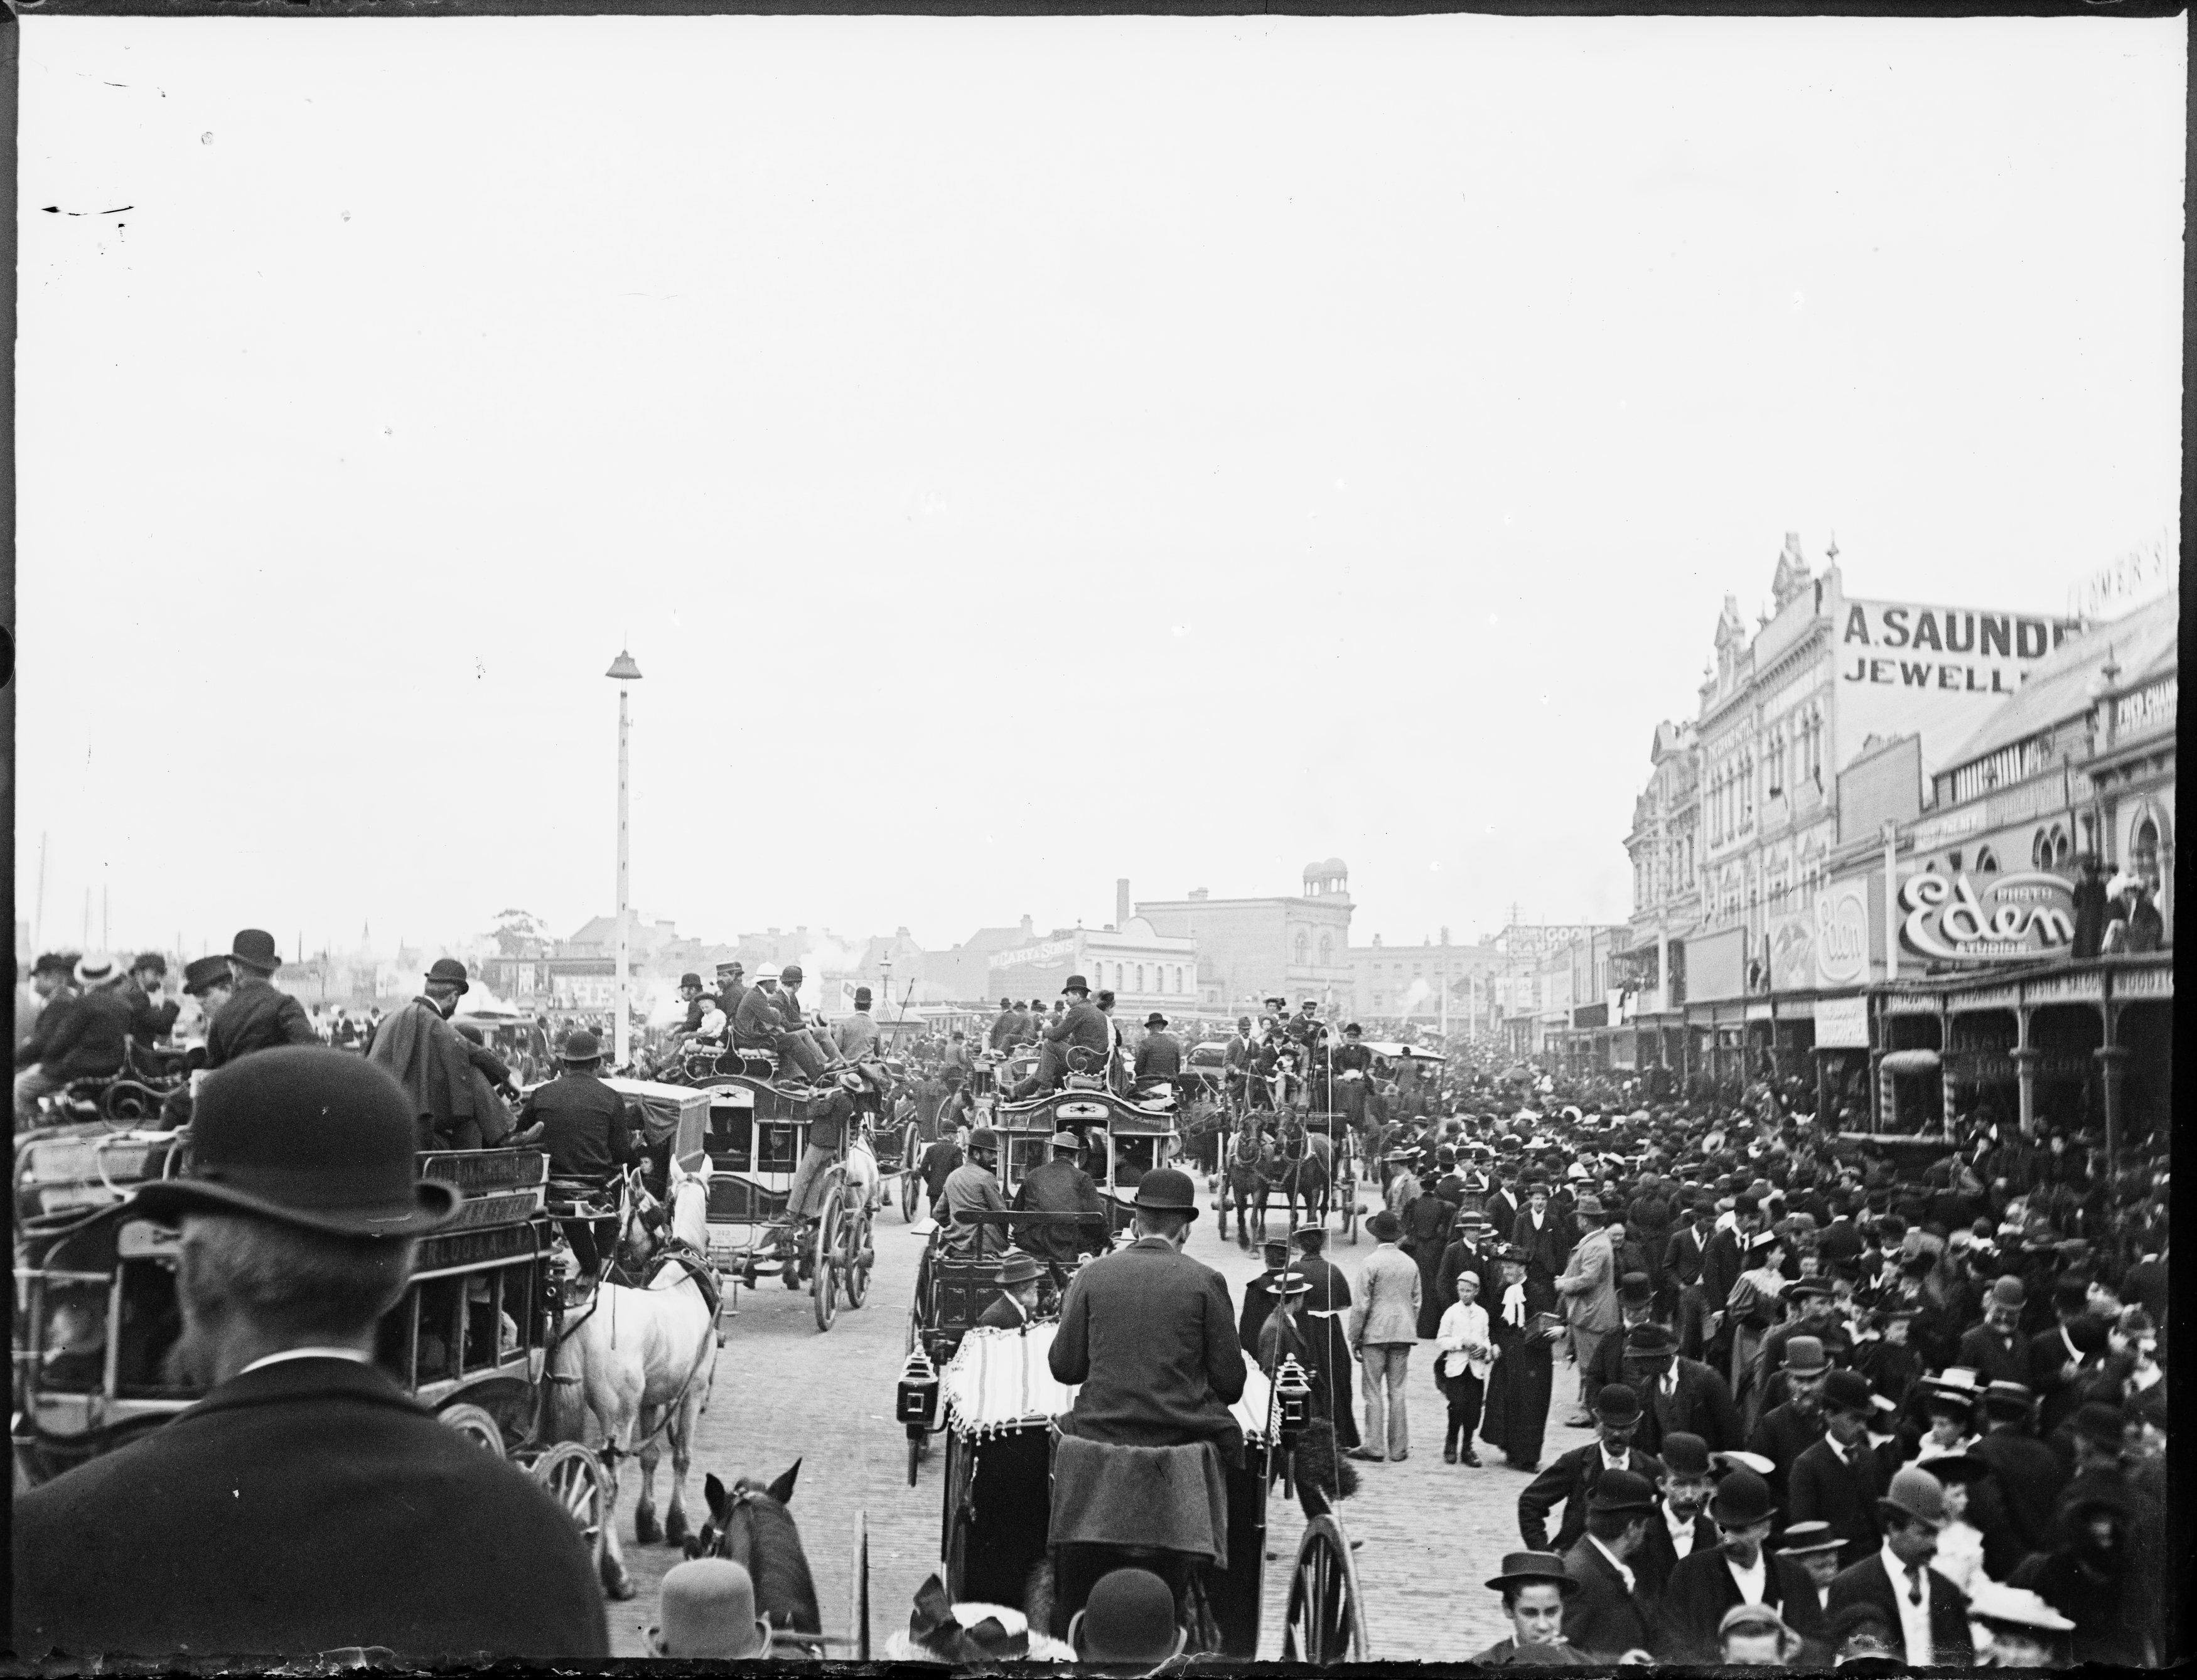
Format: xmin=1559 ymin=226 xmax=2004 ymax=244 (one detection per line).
xmin=607 ymin=646 xmax=644 ymax=1068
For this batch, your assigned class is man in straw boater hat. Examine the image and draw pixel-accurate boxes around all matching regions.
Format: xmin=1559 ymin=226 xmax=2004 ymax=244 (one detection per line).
xmin=1471 ymin=1550 xmax=1589 ymax=1665
xmin=13 ymin=1049 xmax=609 ymax=1660
xmin=205 ymin=928 xmax=318 ymax=1070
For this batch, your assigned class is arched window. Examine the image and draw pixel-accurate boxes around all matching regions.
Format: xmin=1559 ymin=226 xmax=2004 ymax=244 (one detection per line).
xmin=2055 ymin=828 xmax=2071 ymax=866
xmin=1174 ymin=966 xmax=1184 ymax=993
xmin=2133 ymin=818 xmax=2161 ymax=890
xmin=1318 ymin=934 xmax=1333 ymax=966
xmin=2032 ymin=828 xmax=2049 ymax=869
xmin=1294 ymin=931 xmax=1309 ymax=967
xmin=1975 ymin=846 xmax=1998 ymax=875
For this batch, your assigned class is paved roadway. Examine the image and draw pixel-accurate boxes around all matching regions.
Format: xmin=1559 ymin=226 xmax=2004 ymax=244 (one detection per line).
xmin=599 ymin=1190 xmax=1597 ymax=1660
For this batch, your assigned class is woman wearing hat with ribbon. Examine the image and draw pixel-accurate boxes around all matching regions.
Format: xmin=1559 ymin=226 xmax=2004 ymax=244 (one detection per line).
xmin=12 ymin=1049 xmax=610 ymax=1660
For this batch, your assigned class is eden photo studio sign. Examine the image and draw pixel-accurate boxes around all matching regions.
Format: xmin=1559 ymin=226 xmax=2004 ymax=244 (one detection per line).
xmin=1837 ymin=599 xmax=2083 ymax=773
xmin=1899 ymin=870 xmax=2075 ymax=964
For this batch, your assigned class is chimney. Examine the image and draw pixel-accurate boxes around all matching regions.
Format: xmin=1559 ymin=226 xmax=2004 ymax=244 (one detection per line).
xmin=1020 ymin=915 xmax=1034 ymax=939
xmin=1116 ymin=879 xmax=1132 ymax=928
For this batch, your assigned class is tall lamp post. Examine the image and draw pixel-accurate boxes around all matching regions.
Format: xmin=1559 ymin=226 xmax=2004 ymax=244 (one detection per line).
xmin=606 ymin=646 xmax=643 ymax=1069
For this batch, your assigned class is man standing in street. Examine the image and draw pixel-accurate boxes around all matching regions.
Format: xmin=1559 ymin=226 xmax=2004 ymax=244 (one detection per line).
xmin=205 ymin=930 xmax=319 ymax=1069
xmin=1788 ymin=1369 xmax=1891 ymax=1568
xmin=1518 ymin=1384 xmax=1667 ymax=1554
xmin=1346 ymin=1210 xmax=1420 ymax=1463
xmin=12 ymin=1048 xmax=610 ymax=1661
xmin=1556 ymin=1195 xmax=1621 ymax=1425
xmin=1824 ymin=1467 xmax=1972 ymax=1667
xmin=1559 ymin=1469 xmax=1661 ymax=1662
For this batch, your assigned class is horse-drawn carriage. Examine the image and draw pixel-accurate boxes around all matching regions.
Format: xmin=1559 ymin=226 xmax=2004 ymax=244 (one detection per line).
xmin=665 ymin=1047 xmax=889 ymax=1332
xmin=896 ymin=1318 xmax=1370 ymax=1663
xmin=11 ymin=1130 xmax=616 ymax=1581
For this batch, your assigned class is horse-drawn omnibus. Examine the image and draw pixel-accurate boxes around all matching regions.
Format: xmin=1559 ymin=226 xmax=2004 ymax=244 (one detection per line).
xmin=894 ymin=1317 xmax=1370 ymax=1663
xmin=11 ymin=1130 xmax=616 ymax=1583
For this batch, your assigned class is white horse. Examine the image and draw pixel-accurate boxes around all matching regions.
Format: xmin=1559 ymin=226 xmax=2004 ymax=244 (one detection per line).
xmin=547 ymin=1157 xmax=721 ymax=1600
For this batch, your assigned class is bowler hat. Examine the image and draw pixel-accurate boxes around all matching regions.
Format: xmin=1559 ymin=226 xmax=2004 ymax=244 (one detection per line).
xmin=2065 ymin=1315 xmax=2109 ymax=1357
xmin=1589 ymin=1468 xmax=1657 ymax=1514
xmin=1483 ymin=1552 xmax=1577 ymax=1595
xmin=1069 ymin=1568 xmax=1184 ymax=1664
xmin=229 ymin=928 xmax=282 ymax=973
xmin=679 ymin=972 xmax=703 ymax=989
xmin=996 ymin=1249 xmax=1042 ymax=1288
xmin=969 ymin=1127 xmax=1001 ymax=1155
xmin=854 ymin=988 xmax=873 ymax=1007
xmin=778 ymin=963 xmax=803 ymax=982
xmin=1049 ymin=1132 xmax=1083 ymax=1153
xmin=1710 ymin=1469 xmax=1776 ymax=1528
xmin=1623 ymin=1322 xmax=1678 ymax=1359
xmin=1594 ymin=1383 xmax=1641 ymax=1426
xmin=648 ymin=1558 xmax=772 ymax=1659
xmin=1782 ymin=1335 xmax=1830 ymax=1377
xmin=1061 ymin=975 xmax=1090 ymax=995
xmin=1776 ymin=1519 xmax=1844 ymax=1557
xmin=1659 ymin=1432 xmax=1711 ymax=1479
xmin=1821 ymin=1369 xmax=1874 ymax=1415
xmin=560 ymin=1030 xmax=603 ymax=1064
xmin=424 ymin=957 xmax=470 ymax=994
xmin=1618 ymin=1271 xmax=1652 ymax=1305
xmin=1989 ymin=1276 xmax=2026 ymax=1310
xmin=130 ymin=1048 xmax=461 ymax=1239
xmin=1877 ymin=1466 xmax=1948 ymax=1530
xmin=181 ymin=955 xmax=232 ymax=997
xmin=1145 ymin=1012 xmax=1168 ymax=1028
xmin=1344 ymin=1023 xmax=1362 ymax=1035
xmin=1130 ymin=1168 xmax=1198 ymax=1218
xmin=1366 ymin=1210 xmax=1402 ymax=1242
xmin=131 ymin=952 xmax=168 ymax=977
xmin=31 ymin=952 xmax=73 ymax=978
xmin=1982 ymin=1380 xmax=2034 ymax=1416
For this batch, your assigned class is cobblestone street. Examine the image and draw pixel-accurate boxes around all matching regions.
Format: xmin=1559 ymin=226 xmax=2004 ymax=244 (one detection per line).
xmin=601 ymin=1192 xmax=1594 ymax=1660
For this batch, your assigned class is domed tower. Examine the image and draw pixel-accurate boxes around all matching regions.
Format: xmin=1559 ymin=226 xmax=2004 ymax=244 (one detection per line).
xmin=1302 ymin=858 xmax=1350 ymax=901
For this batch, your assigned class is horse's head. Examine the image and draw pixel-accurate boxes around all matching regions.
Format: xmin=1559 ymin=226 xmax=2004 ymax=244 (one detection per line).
xmin=620 ymin=1174 xmax=669 ymax=1268
xmin=665 ymin=1157 xmax=712 ymax=1252
xmin=686 ymin=1462 xmax=820 ymax=1637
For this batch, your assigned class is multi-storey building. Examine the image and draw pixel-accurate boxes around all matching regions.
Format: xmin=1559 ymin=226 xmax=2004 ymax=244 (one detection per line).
xmin=1138 ymin=862 xmax=1355 ymax=1018
xmin=1345 ymin=931 xmax=1506 ymax=1035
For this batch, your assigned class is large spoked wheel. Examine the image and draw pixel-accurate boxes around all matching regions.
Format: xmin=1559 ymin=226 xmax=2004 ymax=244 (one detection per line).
xmin=437 ymin=1402 xmax=506 ymax=1456
xmin=849 ymin=1509 xmax=872 ymax=1660
xmin=842 ymin=1193 xmax=873 ymax=1310
xmin=814 ymin=1172 xmax=846 ymax=1332
xmin=1281 ymin=1510 xmax=1370 ymax=1665
xmin=533 ymin=1442 xmax=610 ymax=1573
xmin=901 ymin=1164 xmax=920 ymax=1221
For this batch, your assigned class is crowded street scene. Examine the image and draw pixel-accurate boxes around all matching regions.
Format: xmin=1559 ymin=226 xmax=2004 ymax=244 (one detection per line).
xmin=13 ymin=8 xmax=2183 ymax=1672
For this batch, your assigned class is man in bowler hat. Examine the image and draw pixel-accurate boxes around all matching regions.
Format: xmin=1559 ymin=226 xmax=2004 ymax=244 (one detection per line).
xmin=1518 ymin=1383 xmax=1667 ymax=1553
xmin=204 ymin=929 xmax=318 ymax=1069
xmin=1008 ymin=975 xmax=1110 ymax=1101
xmin=367 ymin=958 xmax=514 ymax=1150
xmin=12 ymin=1049 xmax=609 ymax=1660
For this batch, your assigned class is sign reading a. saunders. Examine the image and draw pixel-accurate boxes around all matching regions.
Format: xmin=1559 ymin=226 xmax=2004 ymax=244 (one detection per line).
xmin=1898 ymin=870 xmax=2075 ymax=964
xmin=1837 ymin=599 xmax=2084 ymax=773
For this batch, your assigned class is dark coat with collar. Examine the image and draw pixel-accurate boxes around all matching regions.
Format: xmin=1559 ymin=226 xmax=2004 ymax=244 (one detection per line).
xmin=1010 ymin=1157 xmax=1108 ymax=1263
xmin=975 ymin=1290 xmax=1034 ymax=1331
xmin=205 ymin=976 xmax=318 ymax=1069
xmin=12 ymin=1357 xmax=608 ymax=1660
xmin=1518 ymin=1441 xmax=1668 ymax=1553
xmin=1635 ymin=1356 xmax=1744 ymax=1456
xmin=1050 ymin=1236 xmax=1245 ymax=1455
xmin=1635 ymin=1509 xmax=1721 ymax=1602
xmin=1787 ymin=1435 xmax=1888 ymax=1567
xmin=1955 ymin=1321 xmax=2029 ymax=1388
xmin=1746 ymin=1399 xmax=1827 ymax=1511
xmin=1560 ymin=1536 xmax=1656 ymax=1661
xmin=1825 ymin=1551 xmax=1972 ymax=1666
xmin=17 ymin=987 xmax=133 ymax=1079
xmin=1652 ymin=1546 xmax=1825 ymax=1663
xmin=119 ymin=980 xmax=181 ymax=1048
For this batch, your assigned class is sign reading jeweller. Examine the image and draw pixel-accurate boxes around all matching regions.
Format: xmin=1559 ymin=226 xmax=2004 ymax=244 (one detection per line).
xmin=1898 ymin=871 xmax=2075 ymax=963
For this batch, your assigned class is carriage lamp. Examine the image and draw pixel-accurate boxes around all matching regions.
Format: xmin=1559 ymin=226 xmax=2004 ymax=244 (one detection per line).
xmin=897 ymin=1347 xmax=941 ymax=1433
xmin=1273 ymin=1354 xmax=1312 ymax=1446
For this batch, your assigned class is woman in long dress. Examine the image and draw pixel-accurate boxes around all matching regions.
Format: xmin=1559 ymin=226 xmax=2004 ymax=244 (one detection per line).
xmin=1727 ymin=1228 xmax=1790 ymax=1434
xmin=1480 ymin=1247 xmax=1560 ymax=1472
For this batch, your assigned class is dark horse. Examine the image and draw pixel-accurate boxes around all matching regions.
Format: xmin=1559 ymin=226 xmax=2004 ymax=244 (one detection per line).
xmin=1266 ymin=1118 xmax=1333 ymax=1234
xmin=1215 ymin=1118 xmax=1276 ymax=1248
xmin=686 ymin=1460 xmax=824 ymax=1649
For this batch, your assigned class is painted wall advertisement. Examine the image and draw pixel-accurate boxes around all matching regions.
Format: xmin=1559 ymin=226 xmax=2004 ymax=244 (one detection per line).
xmin=1813 ymin=877 xmax=1881 ymax=988
xmin=1766 ymin=911 xmax=1815 ymax=993
xmin=1898 ymin=870 xmax=2075 ymax=964
xmin=1836 ymin=599 xmax=2083 ymax=774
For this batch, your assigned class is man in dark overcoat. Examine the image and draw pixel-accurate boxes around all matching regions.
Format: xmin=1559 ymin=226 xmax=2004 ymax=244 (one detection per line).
xmin=11 ymin=1049 xmax=609 ymax=1661
xmin=1517 ymin=1384 xmax=1666 ymax=1553
xmin=205 ymin=929 xmax=318 ymax=1069
xmin=368 ymin=958 xmax=514 ymax=1151
xmin=1012 ymin=1132 xmax=1109 ymax=1265
xmin=1652 ymin=1469 xmax=1825 ymax=1662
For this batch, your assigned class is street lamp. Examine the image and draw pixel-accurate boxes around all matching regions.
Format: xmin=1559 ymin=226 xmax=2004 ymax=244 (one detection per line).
xmin=606 ymin=646 xmax=643 ymax=1069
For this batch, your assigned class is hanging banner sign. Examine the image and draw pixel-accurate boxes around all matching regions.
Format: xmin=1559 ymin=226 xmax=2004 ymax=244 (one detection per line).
xmin=1815 ymin=995 xmax=1870 ymax=1047
xmin=1898 ymin=870 xmax=2075 ymax=963
xmin=1813 ymin=882 xmax=1874 ymax=988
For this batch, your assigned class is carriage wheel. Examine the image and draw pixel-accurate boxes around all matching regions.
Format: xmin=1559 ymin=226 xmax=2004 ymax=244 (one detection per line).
xmin=842 ymin=1196 xmax=873 ymax=1309
xmin=533 ymin=1442 xmax=610 ymax=1571
xmin=849 ymin=1508 xmax=872 ymax=1661
xmin=1281 ymin=1511 xmax=1371 ymax=1664
xmin=437 ymin=1403 xmax=505 ymax=1456
xmin=814 ymin=1180 xmax=844 ymax=1332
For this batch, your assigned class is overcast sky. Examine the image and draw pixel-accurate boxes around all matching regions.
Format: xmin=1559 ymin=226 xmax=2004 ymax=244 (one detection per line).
xmin=18 ymin=15 xmax=2184 ymax=963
